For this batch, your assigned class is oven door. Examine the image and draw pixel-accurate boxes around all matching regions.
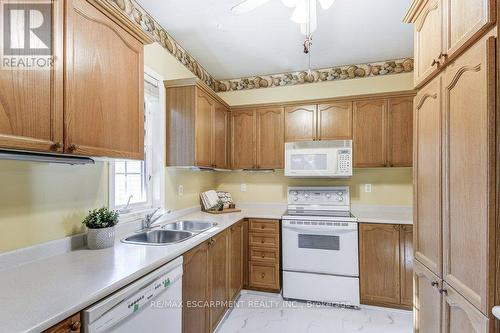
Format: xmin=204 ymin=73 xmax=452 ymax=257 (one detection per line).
xmin=282 ymin=220 xmax=359 ymax=276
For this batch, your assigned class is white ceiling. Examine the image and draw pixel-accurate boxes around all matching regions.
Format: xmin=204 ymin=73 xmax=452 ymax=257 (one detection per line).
xmin=137 ymin=0 xmax=414 ymax=80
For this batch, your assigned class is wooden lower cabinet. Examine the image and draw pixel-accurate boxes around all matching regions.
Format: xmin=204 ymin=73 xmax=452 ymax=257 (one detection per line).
xmin=43 ymin=313 xmax=81 ymax=333
xmin=183 ymin=241 xmax=210 ymax=333
xmin=359 ymin=223 xmax=413 ymax=309
xmin=245 ymin=219 xmax=281 ymax=292
xmin=414 ymin=260 xmax=443 ymax=333
xmin=183 ymin=222 xmax=244 ymax=333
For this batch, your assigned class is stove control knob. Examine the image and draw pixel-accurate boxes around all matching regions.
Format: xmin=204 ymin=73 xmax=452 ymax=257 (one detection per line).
xmin=338 ymin=196 xmax=344 ymax=202
xmin=293 ymin=197 xmax=299 ymax=201
xmin=337 ymin=191 xmax=343 ymax=196
xmin=304 ymin=194 xmax=310 ymax=198
xmin=325 ymin=193 xmax=331 ymax=199
xmin=292 ymin=191 xmax=298 ymax=195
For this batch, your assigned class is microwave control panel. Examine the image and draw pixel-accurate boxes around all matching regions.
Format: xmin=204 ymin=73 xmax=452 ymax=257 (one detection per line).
xmin=337 ymin=149 xmax=352 ymax=174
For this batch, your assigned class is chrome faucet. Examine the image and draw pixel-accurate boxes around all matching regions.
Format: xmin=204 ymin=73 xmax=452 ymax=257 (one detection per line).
xmin=141 ymin=207 xmax=163 ymax=230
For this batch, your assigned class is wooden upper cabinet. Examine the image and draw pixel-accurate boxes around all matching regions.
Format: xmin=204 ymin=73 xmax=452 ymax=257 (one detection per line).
xmin=359 ymin=223 xmax=401 ymax=307
xmin=441 ymin=33 xmax=495 ymax=315
xmin=387 ymin=97 xmax=413 ymax=167
xmin=284 ymin=104 xmax=317 ymax=142
xmin=183 ymin=241 xmax=210 ymax=333
xmin=65 ymin=0 xmax=145 ymax=159
xmin=413 ymin=0 xmax=444 ymax=86
xmin=442 ymin=282 xmax=489 ymax=333
xmin=0 ymin=0 xmax=64 ymax=153
xmin=317 ymin=102 xmax=352 ymax=140
xmin=443 ymin=0 xmax=495 ymax=58
xmin=213 ymin=102 xmax=229 ymax=169
xmin=195 ymin=89 xmax=214 ymax=167
xmin=413 ymin=260 xmax=442 ymax=333
xmin=414 ymin=76 xmax=443 ymax=277
xmin=231 ymin=109 xmax=256 ymax=169
xmin=165 ymin=79 xmax=230 ymax=168
xmin=256 ymin=106 xmax=284 ymax=169
xmin=353 ymin=99 xmax=387 ymax=167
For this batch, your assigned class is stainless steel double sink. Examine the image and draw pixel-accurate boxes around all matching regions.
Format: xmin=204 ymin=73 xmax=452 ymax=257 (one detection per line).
xmin=122 ymin=220 xmax=217 ymax=246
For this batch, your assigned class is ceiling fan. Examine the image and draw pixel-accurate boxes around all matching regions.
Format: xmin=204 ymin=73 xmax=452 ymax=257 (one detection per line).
xmin=231 ymin=0 xmax=336 ymax=35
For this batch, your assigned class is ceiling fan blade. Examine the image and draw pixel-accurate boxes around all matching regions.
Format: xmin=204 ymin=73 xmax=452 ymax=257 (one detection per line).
xmin=231 ymin=0 xmax=271 ymax=14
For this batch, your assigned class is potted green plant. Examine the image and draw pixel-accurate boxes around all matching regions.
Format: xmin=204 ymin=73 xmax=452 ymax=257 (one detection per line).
xmin=82 ymin=207 xmax=119 ymax=250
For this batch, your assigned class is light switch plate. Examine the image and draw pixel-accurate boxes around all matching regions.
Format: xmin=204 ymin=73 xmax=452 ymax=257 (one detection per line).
xmin=364 ymin=184 xmax=372 ymax=193
xmin=178 ymin=185 xmax=184 ymax=196
xmin=240 ymin=183 xmax=247 ymax=192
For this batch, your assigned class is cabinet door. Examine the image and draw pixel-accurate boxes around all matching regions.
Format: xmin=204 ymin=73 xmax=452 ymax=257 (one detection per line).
xmin=208 ymin=230 xmax=229 ymax=331
xmin=229 ymin=222 xmax=243 ymax=301
xmin=359 ymin=223 xmax=401 ymax=307
xmin=443 ymin=0 xmax=495 ymax=58
xmin=65 ymin=0 xmax=144 ymax=159
xmin=231 ymin=109 xmax=256 ymax=169
xmin=387 ymin=97 xmax=413 ymax=167
xmin=256 ymin=106 xmax=284 ymax=169
xmin=195 ymin=89 xmax=214 ymax=167
xmin=414 ymin=76 xmax=443 ymax=277
xmin=213 ymin=102 xmax=228 ymax=169
xmin=183 ymin=242 xmax=210 ymax=333
xmin=414 ymin=260 xmax=442 ymax=333
xmin=0 ymin=0 xmax=64 ymax=153
xmin=400 ymin=225 xmax=414 ymax=308
xmin=442 ymin=34 xmax=495 ymax=315
xmin=284 ymin=104 xmax=317 ymax=142
xmin=414 ymin=0 xmax=443 ymax=86
xmin=243 ymin=219 xmax=249 ymax=288
xmin=353 ymin=99 xmax=387 ymax=167
xmin=442 ymin=283 xmax=489 ymax=333
xmin=317 ymin=102 xmax=352 ymax=140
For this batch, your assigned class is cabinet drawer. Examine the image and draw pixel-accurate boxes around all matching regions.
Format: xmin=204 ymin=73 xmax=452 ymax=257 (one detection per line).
xmin=43 ymin=313 xmax=81 ymax=332
xmin=249 ymin=261 xmax=280 ymax=290
xmin=250 ymin=247 xmax=279 ymax=263
xmin=249 ymin=219 xmax=279 ymax=233
xmin=249 ymin=233 xmax=279 ymax=247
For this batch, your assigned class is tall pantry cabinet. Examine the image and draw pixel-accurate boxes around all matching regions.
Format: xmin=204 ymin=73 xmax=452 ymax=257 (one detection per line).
xmin=404 ymin=0 xmax=498 ymax=332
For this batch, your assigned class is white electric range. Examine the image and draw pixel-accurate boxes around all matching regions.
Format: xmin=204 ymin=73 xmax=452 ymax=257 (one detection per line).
xmin=282 ymin=186 xmax=360 ymax=308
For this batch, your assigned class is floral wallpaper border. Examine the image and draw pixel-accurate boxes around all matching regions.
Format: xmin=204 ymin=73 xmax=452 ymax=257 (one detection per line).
xmin=215 ymin=58 xmax=414 ymax=92
xmin=108 ymin=0 xmax=414 ymax=93
xmin=109 ymin=0 xmax=218 ymax=90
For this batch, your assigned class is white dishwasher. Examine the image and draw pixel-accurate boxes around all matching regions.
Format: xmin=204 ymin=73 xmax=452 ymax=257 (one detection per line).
xmin=82 ymin=256 xmax=183 ymax=333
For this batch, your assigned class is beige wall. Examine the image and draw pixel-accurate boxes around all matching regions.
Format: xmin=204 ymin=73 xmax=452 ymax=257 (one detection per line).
xmin=216 ymin=168 xmax=412 ymax=206
xmin=217 ymin=73 xmax=414 ymax=106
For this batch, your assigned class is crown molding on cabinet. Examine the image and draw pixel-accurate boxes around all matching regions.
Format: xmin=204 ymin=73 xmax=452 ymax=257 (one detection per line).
xmin=403 ymin=0 xmax=428 ymax=23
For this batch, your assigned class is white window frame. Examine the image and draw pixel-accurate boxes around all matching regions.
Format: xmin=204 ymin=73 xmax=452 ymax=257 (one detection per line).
xmin=108 ymin=66 xmax=166 ymax=221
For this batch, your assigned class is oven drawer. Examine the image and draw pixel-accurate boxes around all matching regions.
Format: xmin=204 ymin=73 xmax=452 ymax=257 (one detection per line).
xmin=249 ymin=219 xmax=279 ymax=233
xmin=249 ymin=261 xmax=280 ymax=290
xmin=249 ymin=233 xmax=279 ymax=248
xmin=250 ymin=247 xmax=279 ymax=263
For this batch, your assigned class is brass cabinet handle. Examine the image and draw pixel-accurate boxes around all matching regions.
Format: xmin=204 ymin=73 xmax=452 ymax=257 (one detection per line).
xmin=438 ymin=52 xmax=447 ymax=60
xmin=51 ymin=142 xmax=63 ymax=150
xmin=431 ymin=281 xmax=439 ymax=288
xmin=393 ymin=225 xmax=401 ymax=231
xmin=261 ymin=272 xmax=266 ymax=278
xmin=70 ymin=321 xmax=81 ymax=331
xmin=68 ymin=144 xmax=77 ymax=151
xmin=431 ymin=59 xmax=439 ymax=67
xmin=439 ymin=288 xmax=448 ymax=295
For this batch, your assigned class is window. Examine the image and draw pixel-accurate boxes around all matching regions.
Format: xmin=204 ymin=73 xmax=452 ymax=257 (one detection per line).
xmin=109 ymin=69 xmax=165 ymax=216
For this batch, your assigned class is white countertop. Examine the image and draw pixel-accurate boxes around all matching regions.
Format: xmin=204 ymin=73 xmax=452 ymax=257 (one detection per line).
xmin=0 ymin=207 xmax=284 ymax=333
xmin=351 ymin=205 xmax=413 ymax=225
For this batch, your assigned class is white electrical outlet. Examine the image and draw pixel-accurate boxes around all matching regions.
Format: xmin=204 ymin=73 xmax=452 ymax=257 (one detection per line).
xmin=240 ymin=183 xmax=247 ymax=192
xmin=364 ymin=184 xmax=372 ymax=193
xmin=178 ymin=185 xmax=184 ymax=196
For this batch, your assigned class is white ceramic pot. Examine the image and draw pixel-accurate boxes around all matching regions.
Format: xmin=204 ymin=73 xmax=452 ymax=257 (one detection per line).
xmin=86 ymin=226 xmax=115 ymax=250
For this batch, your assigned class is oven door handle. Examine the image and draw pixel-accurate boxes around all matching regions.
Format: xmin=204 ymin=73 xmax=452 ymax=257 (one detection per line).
xmin=283 ymin=225 xmax=357 ymax=233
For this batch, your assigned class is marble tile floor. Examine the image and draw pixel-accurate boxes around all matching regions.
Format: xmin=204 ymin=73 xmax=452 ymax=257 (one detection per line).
xmin=216 ymin=291 xmax=413 ymax=333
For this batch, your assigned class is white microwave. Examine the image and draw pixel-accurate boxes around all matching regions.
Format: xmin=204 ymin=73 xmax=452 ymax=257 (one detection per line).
xmin=284 ymin=140 xmax=352 ymax=178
